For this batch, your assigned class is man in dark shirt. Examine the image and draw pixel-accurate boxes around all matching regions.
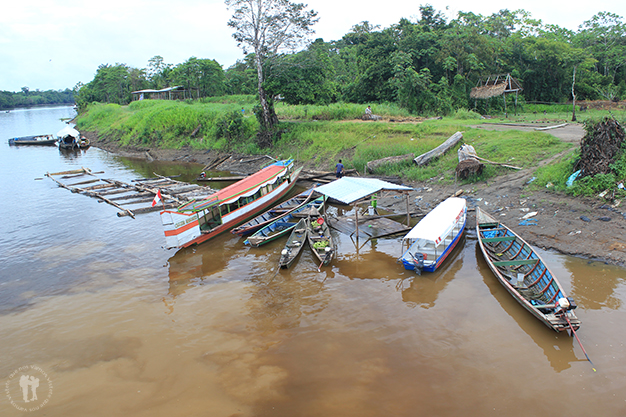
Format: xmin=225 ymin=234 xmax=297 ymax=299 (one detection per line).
xmin=336 ymin=159 xmax=344 ymax=178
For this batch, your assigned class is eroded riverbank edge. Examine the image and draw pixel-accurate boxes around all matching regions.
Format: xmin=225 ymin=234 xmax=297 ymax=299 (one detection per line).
xmin=83 ymin=129 xmax=626 ymax=267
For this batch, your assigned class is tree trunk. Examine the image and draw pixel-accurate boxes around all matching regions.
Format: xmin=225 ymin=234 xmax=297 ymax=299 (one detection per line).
xmin=572 ymin=65 xmax=577 ymax=122
xmin=413 ymin=132 xmax=463 ymax=166
xmin=255 ymin=53 xmax=273 ymax=131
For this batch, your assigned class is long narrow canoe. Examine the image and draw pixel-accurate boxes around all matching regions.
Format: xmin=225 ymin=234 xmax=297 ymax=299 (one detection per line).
xmin=476 ymin=208 xmax=581 ymax=333
xmin=8 ymin=134 xmax=56 ymax=146
xmin=279 ymin=218 xmax=308 ymax=268
xmin=161 ymin=161 xmax=302 ymax=249
xmin=231 ymin=187 xmax=317 ymax=236
xmin=244 ymin=196 xmax=325 ymax=247
xmin=306 ymin=214 xmax=335 ymax=267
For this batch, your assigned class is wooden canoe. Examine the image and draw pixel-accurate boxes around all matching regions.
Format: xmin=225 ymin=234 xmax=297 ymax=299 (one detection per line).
xmin=244 ymin=195 xmax=324 ymax=247
xmin=279 ymin=218 xmax=308 ymax=268
xmin=476 ymin=208 xmax=581 ymax=333
xmin=231 ymin=186 xmax=317 ymax=236
xmin=306 ymin=214 xmax=335 ymax=267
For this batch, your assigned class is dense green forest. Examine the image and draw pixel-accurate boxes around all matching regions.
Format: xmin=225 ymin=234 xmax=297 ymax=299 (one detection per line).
xmin=74 ymin=7 xmax=626 ymax=115
xmin=0 ymin=88 xmax=74 ymax=110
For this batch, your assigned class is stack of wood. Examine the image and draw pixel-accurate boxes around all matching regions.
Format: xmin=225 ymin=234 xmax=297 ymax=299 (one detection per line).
xmin=574 ymin=117 xmax=625 ymax=178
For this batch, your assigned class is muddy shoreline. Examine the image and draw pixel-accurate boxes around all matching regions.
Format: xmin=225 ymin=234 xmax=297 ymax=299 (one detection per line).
xmin=84 ymin=127 xmax=626 ymax=267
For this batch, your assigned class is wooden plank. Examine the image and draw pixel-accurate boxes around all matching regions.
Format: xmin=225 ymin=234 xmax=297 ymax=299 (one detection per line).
xmin=492 ymin=259 xmax=539 ymax=267
xmin=482 ymin=236 xmax=516 ymax=242
xmin=47 ymin=167 xmax=91 ymax=176
xmin=66 ymin=178 xmax=101 ymax=186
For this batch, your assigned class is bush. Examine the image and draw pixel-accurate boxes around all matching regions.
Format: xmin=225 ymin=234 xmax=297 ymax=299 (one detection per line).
xmin=451 ymin=108 xmax=482 ymax=120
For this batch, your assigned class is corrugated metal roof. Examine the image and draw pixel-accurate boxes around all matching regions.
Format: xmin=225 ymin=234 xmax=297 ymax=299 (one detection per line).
xmin=314 ymin=177 xmax=412 ymax=204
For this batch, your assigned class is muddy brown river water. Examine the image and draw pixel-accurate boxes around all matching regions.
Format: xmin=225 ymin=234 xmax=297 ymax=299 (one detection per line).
xmin=1 ymin=107 xmax=626 ymax=416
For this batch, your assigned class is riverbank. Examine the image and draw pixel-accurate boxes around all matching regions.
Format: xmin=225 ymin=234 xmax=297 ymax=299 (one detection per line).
xmin=84 ymin=125 xmax=626 ymax=267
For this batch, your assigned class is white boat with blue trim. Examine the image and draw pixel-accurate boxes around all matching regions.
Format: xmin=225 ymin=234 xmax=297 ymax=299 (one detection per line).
xmin=400 ymin=197 xmax=467 ymax=274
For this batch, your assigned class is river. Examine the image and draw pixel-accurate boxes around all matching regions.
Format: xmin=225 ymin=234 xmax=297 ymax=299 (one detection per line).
xmin=1 ymin=106 xmax=626 ymax=416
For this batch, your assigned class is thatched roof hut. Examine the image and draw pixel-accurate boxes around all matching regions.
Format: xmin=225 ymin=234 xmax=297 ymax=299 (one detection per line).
xmin=470 ymin=74 xmax=522 ymax=115
xmin=470 ymin=74 xmax=522 ymax=99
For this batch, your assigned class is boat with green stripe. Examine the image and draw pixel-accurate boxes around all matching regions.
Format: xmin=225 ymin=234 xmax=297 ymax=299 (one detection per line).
xmin=476 ymin=208 xmax=581 ymax=333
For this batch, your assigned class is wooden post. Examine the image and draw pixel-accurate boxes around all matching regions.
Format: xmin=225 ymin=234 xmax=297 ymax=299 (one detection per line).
xmin=406 ymin=192 xmax=410 ymax=226
xmin=354 ymin=203 xmax=359 ymax=241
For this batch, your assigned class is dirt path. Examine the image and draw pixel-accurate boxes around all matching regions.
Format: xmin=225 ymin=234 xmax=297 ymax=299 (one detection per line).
xmin=378 ymin=123 xmax=626 ymax=266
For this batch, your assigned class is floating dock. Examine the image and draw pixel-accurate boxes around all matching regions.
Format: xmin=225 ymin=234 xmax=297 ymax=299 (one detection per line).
xmin=46 ymin=167 xmax=215 ymax=218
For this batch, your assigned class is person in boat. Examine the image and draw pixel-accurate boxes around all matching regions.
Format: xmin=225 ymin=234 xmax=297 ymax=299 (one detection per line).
xmin=336 ymin=159 xmax=344 ymax=179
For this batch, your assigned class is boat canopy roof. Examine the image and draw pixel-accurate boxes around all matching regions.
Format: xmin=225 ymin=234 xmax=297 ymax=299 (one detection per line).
xmin=179 ymin=160 xmax=293 ymax=212
xmin=314 ymin=177 xmax=412 ymax=205
xmin=403 ymin=197 xmax=466 ymax=243
xmin=56 ymin=126 xmax=80 ymax=138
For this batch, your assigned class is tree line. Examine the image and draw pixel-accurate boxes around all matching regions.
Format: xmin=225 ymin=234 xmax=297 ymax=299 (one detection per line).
xmin=0 ymin=87 xmax=74 ymax=110
xmin=74 ymin=6 xmax=626 ymax=117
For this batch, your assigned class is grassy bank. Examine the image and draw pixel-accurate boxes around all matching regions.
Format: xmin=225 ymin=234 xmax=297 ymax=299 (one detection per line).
xmin=77 ymin=96 xmax=626 ymax=195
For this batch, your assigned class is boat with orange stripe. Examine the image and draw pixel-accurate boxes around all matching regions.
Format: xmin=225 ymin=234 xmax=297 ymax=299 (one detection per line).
xmin=160 ymin=159 xmax=302 ymax=249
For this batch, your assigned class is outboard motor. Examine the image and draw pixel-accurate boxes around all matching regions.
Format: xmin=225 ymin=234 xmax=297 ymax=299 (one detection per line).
xmin=411 ymin=253 xmax=424 ymax=275
xmin=567 ymin=297 xmax=577 ymax=310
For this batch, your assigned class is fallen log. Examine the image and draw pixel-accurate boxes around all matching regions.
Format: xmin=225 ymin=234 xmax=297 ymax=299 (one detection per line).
xmin=414 ymin=132 xmax=463 ymax=166
xmin=366 ymin=153 xmax=415 ymax=174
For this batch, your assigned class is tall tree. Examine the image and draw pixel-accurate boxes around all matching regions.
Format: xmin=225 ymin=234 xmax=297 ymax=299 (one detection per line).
xmin=225 ymin=0 xmax=318 ymax=146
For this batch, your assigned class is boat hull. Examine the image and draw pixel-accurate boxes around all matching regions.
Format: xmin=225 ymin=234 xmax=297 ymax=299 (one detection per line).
xmin=307 ymin=215 xmax=334 ymax=266
xmin=401 ymin=197 xmax=467 ymax=273
xmin=279 ymin=218 xmax=308 ymax=268
xmin=161 ymin=163 xmax=302 ymax=249
xmin=244 ymin=196 xmax=324 ymax=247
xmin=403 ymin=218 xmax=466 ymax=273
xmin=476 ymin=208 xmax=581 ymax=333
xmin=232 ymin=187 xmax=317 ymax=236
xmin=8 ymin=135 xmax=56 ymax=146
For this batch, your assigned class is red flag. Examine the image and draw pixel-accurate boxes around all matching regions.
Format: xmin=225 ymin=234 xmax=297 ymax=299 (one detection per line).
xmin=152 ymin=189 xmax=162 ymax=207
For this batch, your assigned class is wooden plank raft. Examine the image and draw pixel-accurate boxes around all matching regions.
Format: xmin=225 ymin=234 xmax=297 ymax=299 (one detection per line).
xmin=46 ymin=167 xmax=216 ymax=218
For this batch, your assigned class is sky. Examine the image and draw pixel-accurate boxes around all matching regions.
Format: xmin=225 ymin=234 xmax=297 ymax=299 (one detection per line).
xmin=1 ymin=0 xmax=624 ymax=93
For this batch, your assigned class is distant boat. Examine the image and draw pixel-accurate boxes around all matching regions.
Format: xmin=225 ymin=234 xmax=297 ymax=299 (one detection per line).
xmin=161 ymin=160 xmax=302 ymax=249
xmin=232 ymin=186 xmax=318 ymax=236
xmin=400 ymin=197 xmax=467 ymax=274
xmin=278 ymin=218 xmax=308 ymax=269
xmin=244 ymin=194 xmax=324 ymax=247
xmin=57 ymin=126 xmax=82 ymax=150
xmin=8 ymin=134 xmax=56 ymax=146
xmin=476 ymin=208 xmax=581 ymax=333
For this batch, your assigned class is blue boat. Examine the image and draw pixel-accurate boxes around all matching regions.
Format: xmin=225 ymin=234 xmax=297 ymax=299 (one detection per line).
xmin=231 ymin=187 xmax=318 ymax=237
xmin=244 ymin=195 xmax=325 ymax=247
xmin=400 ymin=197 xmax=466 ymax=273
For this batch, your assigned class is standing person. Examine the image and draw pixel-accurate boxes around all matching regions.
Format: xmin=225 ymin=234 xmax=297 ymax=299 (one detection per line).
xmin=336 ymin=159 xmax=345 ymax=179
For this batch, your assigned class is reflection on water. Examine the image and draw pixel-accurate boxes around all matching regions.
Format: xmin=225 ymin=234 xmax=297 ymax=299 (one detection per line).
xmin=400 ymin=235 xmax=465 ymax=309
xmin=476 ymin=246 xmax=579 ymax=372
xmin=567 ymin=258 xmax=625 ymax=310
xmin=5 ymin=107 xmax=626 ymax=416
